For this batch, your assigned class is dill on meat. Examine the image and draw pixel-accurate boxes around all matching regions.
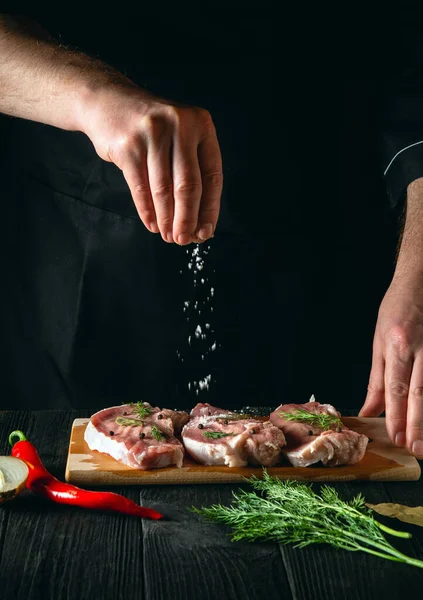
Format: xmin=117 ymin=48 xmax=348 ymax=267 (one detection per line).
xmin=280 ymin=408 xmax=342 ymax=431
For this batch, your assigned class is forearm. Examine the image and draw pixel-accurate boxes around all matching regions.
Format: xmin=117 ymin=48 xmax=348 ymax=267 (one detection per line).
xmin=0 ymin=15 xmax=132 ymax=132
xmin=0 ymin=16 xmax=222 ymax=243
xmin=393 ymin=178 xmax=423 ymax=285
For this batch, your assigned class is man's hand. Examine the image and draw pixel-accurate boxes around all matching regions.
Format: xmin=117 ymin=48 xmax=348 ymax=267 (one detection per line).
xmin=0 ymin=16 xmax=222 ymax=244
xmin=360 ymin=179 xmax=423 ymax=459
xmin=360 ymin=283 xmax=423 ymax=458
xmin=81 ymin=85 xmax=222 ymax=244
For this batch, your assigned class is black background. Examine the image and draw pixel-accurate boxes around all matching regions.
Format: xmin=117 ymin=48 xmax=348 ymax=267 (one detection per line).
xmin=0 ymin=7 xmax=403 ymax=410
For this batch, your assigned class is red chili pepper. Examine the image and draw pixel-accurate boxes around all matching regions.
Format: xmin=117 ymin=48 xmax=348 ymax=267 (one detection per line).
xmin=9 ymin=430 xmax=163 ymax=520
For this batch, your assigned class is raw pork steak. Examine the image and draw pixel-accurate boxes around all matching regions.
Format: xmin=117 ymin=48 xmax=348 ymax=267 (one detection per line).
xmin=182 ymin=403 xmax=286 ymax=467
xmin=270 ymin=397 xmax=368 ymax=467
xmin=85 ymin=402 xmax=189 ymax=469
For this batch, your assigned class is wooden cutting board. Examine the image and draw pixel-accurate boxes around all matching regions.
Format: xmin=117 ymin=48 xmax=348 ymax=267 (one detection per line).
xmin=65 ymin=417 xmax=421 ymax=485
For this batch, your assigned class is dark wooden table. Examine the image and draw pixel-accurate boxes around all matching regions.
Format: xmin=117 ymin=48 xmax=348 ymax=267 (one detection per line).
xmin=1 ymin=410 xmax=422 ymax=600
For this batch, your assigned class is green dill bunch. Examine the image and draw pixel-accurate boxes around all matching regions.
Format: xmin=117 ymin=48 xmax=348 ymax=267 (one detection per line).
xmin=192 ymin=471 xmax=423 ymax=569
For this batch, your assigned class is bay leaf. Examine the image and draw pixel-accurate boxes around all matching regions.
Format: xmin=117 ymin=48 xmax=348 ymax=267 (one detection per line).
xmin=366 ymin=503 xmax=423 ymax=527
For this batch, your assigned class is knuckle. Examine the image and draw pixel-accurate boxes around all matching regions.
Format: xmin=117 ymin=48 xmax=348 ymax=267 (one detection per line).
xmin=137 ymin=207 xmax=155 ymax=218
xmin=134 ymin=182 xmax=151 ymax=195
xmin=174 ymin=179 xmax=201 ymax=197
xmin=108 ymin=133 xmax=138 ymax=163
xmin=386 ymin=325 xmax=413 ymax=361
xmin=200 ymin=207 xmax=220 ymax=220
xmin=388 ymin=380 xmax=409 ymax=398
xmin=157 ymin=216 xmax=174 ymax=230
xmin=175 ymin=217 xmax=197 ymax=230
xmin=367 ymin=380 xmax=384 ymax=395
xmin=409 ymin=424 xmax=423 ymax=435
xmin=204 ymin=171 xmax=223 ymax=189
xmin=151 ymin=181 xmax=173 ymax=201
xmin=411 ymin=386 xmax=423 ymax=399
xmin=164 ymin=105 xmax=181 ymax=124
xmin=141 ymin=114 xmax=167 ymax=136
xmin=387 ymin=415 xmax=407 ymax=424
xmin=195 ymin=106 xmax=212 ymax=124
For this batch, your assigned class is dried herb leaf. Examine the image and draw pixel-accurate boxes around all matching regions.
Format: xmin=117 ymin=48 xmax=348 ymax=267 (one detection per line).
xmin=366 ymin=503 xmax=423 ymax=528
xmin=115 ymin=417 xmax=144 ymax=427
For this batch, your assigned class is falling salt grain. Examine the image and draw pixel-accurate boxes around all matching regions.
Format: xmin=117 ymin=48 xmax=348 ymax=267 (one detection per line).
xmin=198 ymin=374 xmax=212 ymax=390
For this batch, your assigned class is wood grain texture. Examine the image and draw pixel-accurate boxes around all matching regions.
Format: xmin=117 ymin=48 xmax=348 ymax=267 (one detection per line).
xmin=1 ymin=410 xmax=423 ymax=600
xmin=65 ymin=417 xmax=421 ymax=486
xmin=0 ymin=410 xmax=146 ymax=600
xmin=138 ymin=485 xmax=293 ymax=600
xmin=274 ymin=481 xmax=419 ymax=600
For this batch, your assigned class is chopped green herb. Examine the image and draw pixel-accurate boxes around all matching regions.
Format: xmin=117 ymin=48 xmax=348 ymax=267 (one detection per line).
xmin=192 ymin=471 xmax=423 ymax=569
xmin=202 ymin=431 xmax=236 ymax=439
xmin=130 ymin=402 xmax=152 ymax=419
xmin=151 ymin=425 xmax=166 ymax=441
xmin=279 ymin=408 xmax=341 ymax=431
xmin=115 ymin=416 xmax=145 ymax=427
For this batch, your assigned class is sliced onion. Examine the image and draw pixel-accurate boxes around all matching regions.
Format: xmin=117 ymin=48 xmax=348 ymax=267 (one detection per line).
xmin=0 ymin=456 xmax=29 ymax=503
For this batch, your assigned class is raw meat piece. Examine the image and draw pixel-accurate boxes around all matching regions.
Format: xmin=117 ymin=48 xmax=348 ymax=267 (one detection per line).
xmin=270 ymin=397 xmax=368 ymax=467
xmin=182 ymin=403 xmax=286 ymax=467
xmin=84 ymin=403 xmax=189 ymax=469
xmin=281 ymin=429 xmax=369 ymax=467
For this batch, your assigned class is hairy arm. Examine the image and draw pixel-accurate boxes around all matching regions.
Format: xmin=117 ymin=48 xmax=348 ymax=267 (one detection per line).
xmin=394 ymin=180 xmax=423 ymax=282
xmin=361 ymin=178 xmax=423 ymax=458
xmin=0 ymin=16 xmax=114 ymax=129
xmin=0 ymin=15 xmax=222 ymax=244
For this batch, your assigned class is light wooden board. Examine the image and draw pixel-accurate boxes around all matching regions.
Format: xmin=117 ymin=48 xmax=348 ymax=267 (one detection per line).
xmin=65 ymin=417 xmax=421 ymax=485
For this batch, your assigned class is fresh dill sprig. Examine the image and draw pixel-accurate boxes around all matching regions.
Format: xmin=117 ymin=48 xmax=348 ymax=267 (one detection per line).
xmin=279 ymin=408 xmax=342 ymax=431
xmin=202 ymin=431 xmax=236 ymax=439
xmin=151 ymin=425 xmax=166 ymax=441
xmin=130 ymin=402 xmax=152 ymax=419
xmin=191 ymin=471 xmax=423 ymax=569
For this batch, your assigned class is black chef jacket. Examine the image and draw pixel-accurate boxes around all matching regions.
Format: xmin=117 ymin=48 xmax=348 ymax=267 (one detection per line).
xmin=0 ymin=6 xmax=422 ymax=410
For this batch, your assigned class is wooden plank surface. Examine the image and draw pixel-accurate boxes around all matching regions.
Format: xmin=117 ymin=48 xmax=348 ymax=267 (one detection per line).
xmin=65 ymin=416 xmax=421 ymax=485
xmin=2 ymin=410 xmax=423 ymax=600
xmin=0 ymin=410 xmax=147 ymax=600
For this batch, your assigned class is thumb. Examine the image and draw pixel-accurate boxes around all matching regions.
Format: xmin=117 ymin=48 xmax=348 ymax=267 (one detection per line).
xmin=359 ymin=355 xmax=385 ymax=417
